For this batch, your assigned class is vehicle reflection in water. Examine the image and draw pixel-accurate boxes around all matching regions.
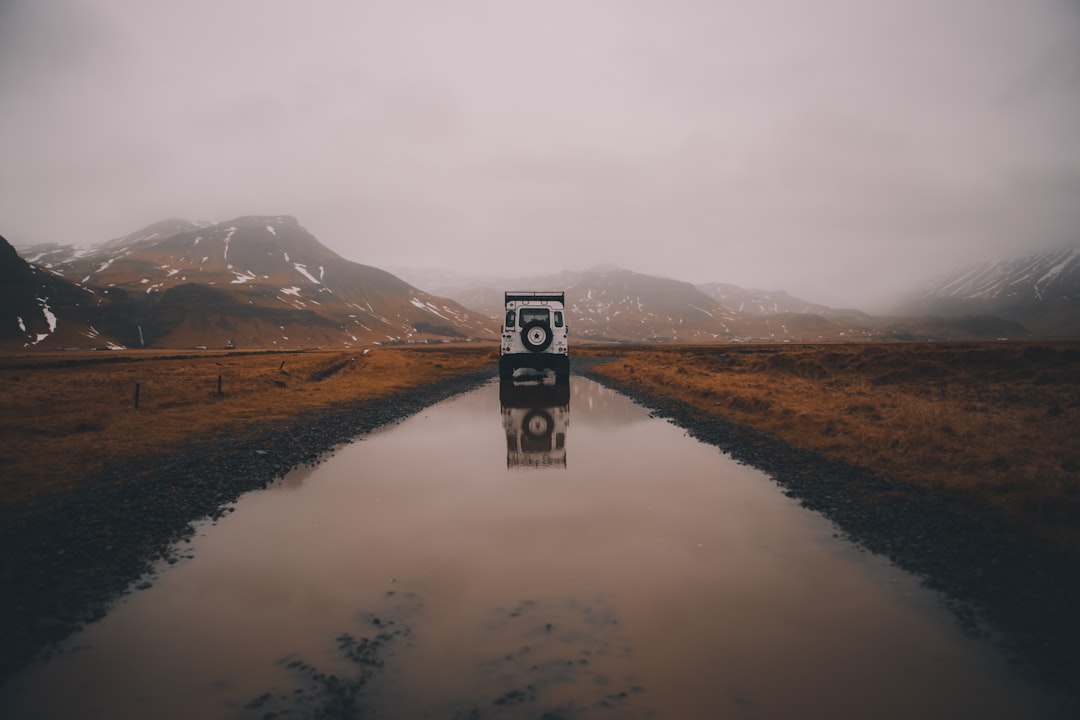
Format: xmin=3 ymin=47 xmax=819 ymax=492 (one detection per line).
xmin=500 ymin=378 xmax=570 ymax=470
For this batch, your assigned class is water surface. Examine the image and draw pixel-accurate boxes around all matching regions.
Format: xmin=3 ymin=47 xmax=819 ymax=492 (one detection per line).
xmin=0 ymin=378 xmax=1059 ymax=718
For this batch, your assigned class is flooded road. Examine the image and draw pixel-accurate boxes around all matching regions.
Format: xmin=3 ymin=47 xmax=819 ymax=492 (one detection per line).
xmin=0 ymin=378 xmax=1060 ymax=719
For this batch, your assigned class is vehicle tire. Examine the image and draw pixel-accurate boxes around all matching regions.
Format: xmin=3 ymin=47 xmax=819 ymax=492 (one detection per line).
xmin=520 ymin=321 xmax=553 ymax=352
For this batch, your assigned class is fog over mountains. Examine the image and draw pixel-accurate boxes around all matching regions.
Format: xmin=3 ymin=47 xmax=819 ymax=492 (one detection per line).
xmin=391 ymin=265 xmax=1032 ymax=344
xmin=4 ymin=1 xmax=1079 ymax=318
xmin=3 ymin=217 xmax=1076 ymax=350
xmin=896 ymin=248 xmax=1080 ymax=338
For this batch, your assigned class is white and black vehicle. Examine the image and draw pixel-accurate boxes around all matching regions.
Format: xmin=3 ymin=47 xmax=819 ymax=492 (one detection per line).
xmin=500 ymin=291 xmax=569 ymax=382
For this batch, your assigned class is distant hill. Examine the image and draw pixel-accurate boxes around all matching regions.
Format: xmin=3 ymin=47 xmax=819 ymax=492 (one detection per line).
xmin=394 ymin=266 xmax=746 ymax=340
xmin=394 ymin=265 xmax=1037 ymax=343
xmin=695 ymin=282 xmax=870 ymax=322
xmin=897 ymin=247 xmax=1080 ymax=338
xmin=564 ymin=268 xmax=741 ymax=342
xmin=15 ymin=216 xmax=496 ymax=349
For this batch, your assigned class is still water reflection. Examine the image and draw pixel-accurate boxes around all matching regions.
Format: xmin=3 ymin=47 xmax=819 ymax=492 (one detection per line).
xmin=501 ymin=380 xmax=571 ymax=470
xmin=0 ymin=378 xmax=1061 ymax=719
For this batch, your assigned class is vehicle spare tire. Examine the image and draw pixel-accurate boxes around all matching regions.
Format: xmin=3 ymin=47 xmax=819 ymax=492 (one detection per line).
xmin=520 ymin=321 xmax=553 ymax=352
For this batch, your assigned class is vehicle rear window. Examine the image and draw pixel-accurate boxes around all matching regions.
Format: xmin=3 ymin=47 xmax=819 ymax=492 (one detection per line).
xmin=520 ymin=308 xmax=550 ymax=325
xmin=505 ymin=310 xmax=516 ymax=328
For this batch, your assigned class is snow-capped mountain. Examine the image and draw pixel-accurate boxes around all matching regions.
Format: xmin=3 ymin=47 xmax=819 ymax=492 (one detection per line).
xmin=14 ymin=216 xmax=496 ymax=349
xmin=899 ymin=247 xmax=1080 ymax=337
xmin=13 ymin=224 xmax=1066 ymax=349
xmin=562 ymin=269 xmax=743 ymax=342
xmin=395 ymin=265 xmax=745 ymax=340
xmin=394 ymin=265 xmax=1038 ymax=342
xmin=0 ymin=234 xmax=112 ymax=349
xmin=387 ymin=266 xmax=586 ymax=319
xmin=695 ymin=282 xmax=870 ymax=321
xmin=395 ymin=266 xmax=880 ymax=342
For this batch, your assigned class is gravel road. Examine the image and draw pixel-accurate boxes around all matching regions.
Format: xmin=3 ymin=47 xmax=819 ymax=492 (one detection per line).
xmin=2 ymin=360 xmax=1077 ymax=714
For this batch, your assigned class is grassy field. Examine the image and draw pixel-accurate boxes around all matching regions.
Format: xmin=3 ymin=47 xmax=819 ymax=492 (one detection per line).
xmin=578 ymin=342 xmax=1080 ymax=554
xmin=4 ymin=341 xmax=1078 ymax=555
xmin=0 ymin=345 xmax=494 ymax=510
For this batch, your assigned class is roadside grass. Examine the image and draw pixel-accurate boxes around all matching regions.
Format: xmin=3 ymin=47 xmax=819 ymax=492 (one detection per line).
xmin=0 ymin=345 xmax=495 ymax=510
xmin=578 ymin=342 xmax=1080 ymax=553
xmin=5 ymin=340 xmax=1078 ymax=553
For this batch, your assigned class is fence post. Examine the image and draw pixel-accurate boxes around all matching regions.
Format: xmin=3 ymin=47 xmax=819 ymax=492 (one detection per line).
xmin=217 ymin=374 xmax=223 ymax=397
xmin=134 ymin=382 xmax=140 ymax=408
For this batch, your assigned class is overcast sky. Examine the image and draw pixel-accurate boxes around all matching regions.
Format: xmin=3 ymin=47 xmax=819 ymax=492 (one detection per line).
xmin=2 ymin=0 xmax=1079 ymax=310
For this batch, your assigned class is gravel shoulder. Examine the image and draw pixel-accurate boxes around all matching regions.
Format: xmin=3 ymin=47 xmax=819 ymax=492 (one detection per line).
xmin=0 ymin=367 xmax=496 ymax=684
xmin=577 ymin=359 xmax=1080 ymax=708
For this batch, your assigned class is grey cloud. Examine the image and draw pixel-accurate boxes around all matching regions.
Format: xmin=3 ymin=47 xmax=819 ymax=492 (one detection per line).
xmin=2 ymin=0 xmax=1079 ymax=310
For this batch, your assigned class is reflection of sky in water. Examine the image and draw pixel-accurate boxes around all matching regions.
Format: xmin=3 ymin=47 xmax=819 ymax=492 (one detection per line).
xmin=0 ymin=379 xmax=1060 ymax=719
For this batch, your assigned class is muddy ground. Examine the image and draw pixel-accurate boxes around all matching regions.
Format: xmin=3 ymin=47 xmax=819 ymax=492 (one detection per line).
xmin=1 ymin=358 xmax=1078 ymax=713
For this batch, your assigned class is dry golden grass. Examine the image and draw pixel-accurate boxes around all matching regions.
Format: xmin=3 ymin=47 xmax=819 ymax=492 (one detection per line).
xmin=6 ymin=341 xmax=1079 ymax=552
xmin=0 ymin=345 xmax=495 ymax=509
xmin=579 ymin=342 xmax=1080 ymax=552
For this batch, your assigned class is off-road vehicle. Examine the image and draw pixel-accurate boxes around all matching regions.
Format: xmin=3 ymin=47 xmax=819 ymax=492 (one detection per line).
xmin=499 ymin=291 xmax=569 ymax=381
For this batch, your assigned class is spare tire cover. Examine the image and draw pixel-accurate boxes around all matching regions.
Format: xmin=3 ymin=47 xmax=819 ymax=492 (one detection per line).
xmin=520 ymin=321 xmax=553 ymax=352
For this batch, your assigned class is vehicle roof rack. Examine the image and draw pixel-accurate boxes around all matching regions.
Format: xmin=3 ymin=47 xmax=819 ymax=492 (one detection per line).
xmin=505 ymin=291 xmax=565 ymax=303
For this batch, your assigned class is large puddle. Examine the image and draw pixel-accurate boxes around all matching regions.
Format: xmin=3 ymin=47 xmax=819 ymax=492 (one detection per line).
xmin=0 ymin=378 xmax=1061 ymax=718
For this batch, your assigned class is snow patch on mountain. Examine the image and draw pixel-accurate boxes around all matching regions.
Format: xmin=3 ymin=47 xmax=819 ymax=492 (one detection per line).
xmin=39 ymin=298 xmax=56 ymax=333
xmin=905 ymin=247 xmax=1080 ymax=308
xmin=293 ymin=263 xmax=320 ymax=284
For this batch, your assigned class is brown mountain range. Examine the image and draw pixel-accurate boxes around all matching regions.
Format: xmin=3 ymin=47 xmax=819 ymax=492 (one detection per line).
xmin=7 ymin=217 xmax=1060 ymax=349
xmin=397 ymin=266 xmax=1031 ymax=343
xmin=5 ymin=217 xmax=497 ymax=350
xmin=0 ymin=234 xmax=114 ymax=349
